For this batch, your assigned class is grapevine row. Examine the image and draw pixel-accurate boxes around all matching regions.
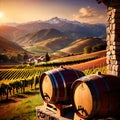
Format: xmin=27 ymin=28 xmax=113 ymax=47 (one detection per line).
xmin=0 ymin=67 xmax=51 ymax=101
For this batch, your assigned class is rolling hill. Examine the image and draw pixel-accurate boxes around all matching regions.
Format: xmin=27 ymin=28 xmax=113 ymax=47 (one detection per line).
xmin=0 ymin=25 xmax=18 ymax=41
xmin=24 ymin=36 xmax=106 ymax=57
xmin=16 ymin=28 xmax=65 ymax=47
xmin=0 ymin=25 xmax=28 ymax=42
xmin=53 ymin=37 xmax=106 ymax=56
xmin=0 ymin=36 xmax=25 ymax=55
xmin=25 ymin=36 xmax=73 ymax=54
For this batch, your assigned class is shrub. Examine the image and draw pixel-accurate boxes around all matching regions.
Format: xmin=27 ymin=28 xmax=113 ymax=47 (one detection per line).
xmin=92 ymin=43 xmax=107 ymax=52
xmin=84 ymin=46 xmax=92 ymax=53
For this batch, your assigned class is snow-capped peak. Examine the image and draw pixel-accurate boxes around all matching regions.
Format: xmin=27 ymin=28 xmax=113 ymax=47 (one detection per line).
xmin=46 ymin=17 xmax=81 ymax=25
xmin=46 ymin=17 xmax=66 ymax=24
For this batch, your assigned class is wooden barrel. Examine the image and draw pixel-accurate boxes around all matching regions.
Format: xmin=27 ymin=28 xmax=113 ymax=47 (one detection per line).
xmin=39 ymin=67 xmax=84 ymax=104
xmin=71 ymin=74 xmax=120 ymax=119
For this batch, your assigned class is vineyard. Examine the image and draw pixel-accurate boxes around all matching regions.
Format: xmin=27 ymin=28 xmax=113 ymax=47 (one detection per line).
xmin=84 ymin=66 xmax=107 ymax=75
xmin=0 ymin=67 xmax=51 ymax=101
xmin=0 ymin=64 xmax=107 ymax=101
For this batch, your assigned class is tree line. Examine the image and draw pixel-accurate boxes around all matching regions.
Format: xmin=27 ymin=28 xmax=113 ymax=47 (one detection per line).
xmin=84 ymin=43 xmax=106 ymax=54
xmin=0 ymin=52 xmax=29 ymax=64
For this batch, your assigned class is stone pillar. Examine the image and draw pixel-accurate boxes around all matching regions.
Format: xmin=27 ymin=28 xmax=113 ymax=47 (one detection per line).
xmin=106 ymin=0 xmax=120 ymax=76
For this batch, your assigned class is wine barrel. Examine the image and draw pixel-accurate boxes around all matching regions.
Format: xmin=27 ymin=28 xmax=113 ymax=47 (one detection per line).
xmin=39 ymin=67 xmax=84 ymax=104
xmin=71 ymin=74 xmax=120 ymax=119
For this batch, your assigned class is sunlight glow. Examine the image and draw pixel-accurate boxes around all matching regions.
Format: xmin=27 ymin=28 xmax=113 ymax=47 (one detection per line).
xmin=0 ymin=12 xmax=4 ymax=18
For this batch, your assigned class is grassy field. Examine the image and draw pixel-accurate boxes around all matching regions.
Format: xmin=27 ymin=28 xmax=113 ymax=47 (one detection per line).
xmin=0 ymin=90 xmax=43 ymax=120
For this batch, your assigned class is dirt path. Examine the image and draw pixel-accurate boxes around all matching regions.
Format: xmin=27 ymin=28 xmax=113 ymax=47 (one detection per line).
xmin=0 ymin=95 xmax=29 ymax=118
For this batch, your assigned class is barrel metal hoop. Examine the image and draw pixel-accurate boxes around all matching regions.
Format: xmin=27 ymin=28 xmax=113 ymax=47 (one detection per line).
xmin=71 ymin=77 xmax=95 ymax=119
xmin=83 ymin=75 xmax=100 ymax=118
xmin=82 ymin=75 xmax=100 ymax=115
xmin=55 ymin=68 xmax=67 ymax=101
xmin=40 ymin=73 xmax=47 ymax=103
xmin=90 ymin=79 xmax=101 ymax=117
xmin=47 ymin=71 xmax=59 ymax=103
xmin=100 ymin=76 xmax=111 ymax=115
xmin=98 ymin=75 xmax=110 ymax=91
xmin=72 ymin=68 xmax=84 ymax=79
xmin=71 ymin=80 xmax=87 ymax=119
xmin=71 ymin=76 xmax=94 ymax=119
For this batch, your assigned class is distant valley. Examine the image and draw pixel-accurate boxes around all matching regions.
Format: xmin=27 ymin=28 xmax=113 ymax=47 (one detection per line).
xmin=0 ymin=17 xmax=106 ymax=57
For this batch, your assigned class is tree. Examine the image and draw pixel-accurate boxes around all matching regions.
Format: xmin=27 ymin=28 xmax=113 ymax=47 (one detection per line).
xmin=0 ymin=54 xmax=9 ymax=63
xmin=23 ymin=52 xmax=29 ymax=61
xmin=84 ymin=46 xmax=92 ymax=54
xmin=17 ymin=53 xmax=23 ymax=61
xmin=45 ymin=52 xmax=50 ymax=62
xmin=10 ymin=56 xmax=18 ymax=63
xmin=92 ymin=43 xmax=107 ymax=52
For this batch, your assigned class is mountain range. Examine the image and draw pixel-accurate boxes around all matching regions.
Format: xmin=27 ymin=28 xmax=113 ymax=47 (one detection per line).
xmin=16 ymin=17 xmax=106 ymax=39
xmin=0 ymin=17 xmax=106 ymax=56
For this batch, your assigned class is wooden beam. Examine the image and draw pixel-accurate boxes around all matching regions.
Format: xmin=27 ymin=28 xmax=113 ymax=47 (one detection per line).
xmin=96 ymin=0 xmax=110 ymax=6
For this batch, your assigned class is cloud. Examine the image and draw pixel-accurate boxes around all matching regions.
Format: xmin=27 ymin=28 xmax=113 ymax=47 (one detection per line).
xmin=73 ymin=7 xmax=105 ymax=24
xmin=78 ymin=7 xmax=96 ymax=17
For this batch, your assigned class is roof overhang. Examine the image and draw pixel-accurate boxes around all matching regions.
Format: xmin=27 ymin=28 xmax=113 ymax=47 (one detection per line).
xmin=96 ymin=0 xmax=110 ymax=6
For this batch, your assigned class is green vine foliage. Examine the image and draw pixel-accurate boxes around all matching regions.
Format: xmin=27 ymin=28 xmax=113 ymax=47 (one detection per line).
xmin=84 ymin=66 xmax=107 ymax=75
xmin=0 ymin=67 xmax=51 ymax=101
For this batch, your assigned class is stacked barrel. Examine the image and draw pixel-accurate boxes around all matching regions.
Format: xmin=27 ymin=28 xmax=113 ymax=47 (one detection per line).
xmin=39 ymin=67 xmax=120 ymax=120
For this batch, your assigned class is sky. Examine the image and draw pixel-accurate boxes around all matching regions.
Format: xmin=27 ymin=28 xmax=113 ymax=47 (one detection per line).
xmin=0 ymin=0 xmax=107 ymax=24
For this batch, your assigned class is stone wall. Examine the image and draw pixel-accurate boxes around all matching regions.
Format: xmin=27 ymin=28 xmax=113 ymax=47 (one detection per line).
xmin=106 ymin=0 xmax=120 ymax=76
